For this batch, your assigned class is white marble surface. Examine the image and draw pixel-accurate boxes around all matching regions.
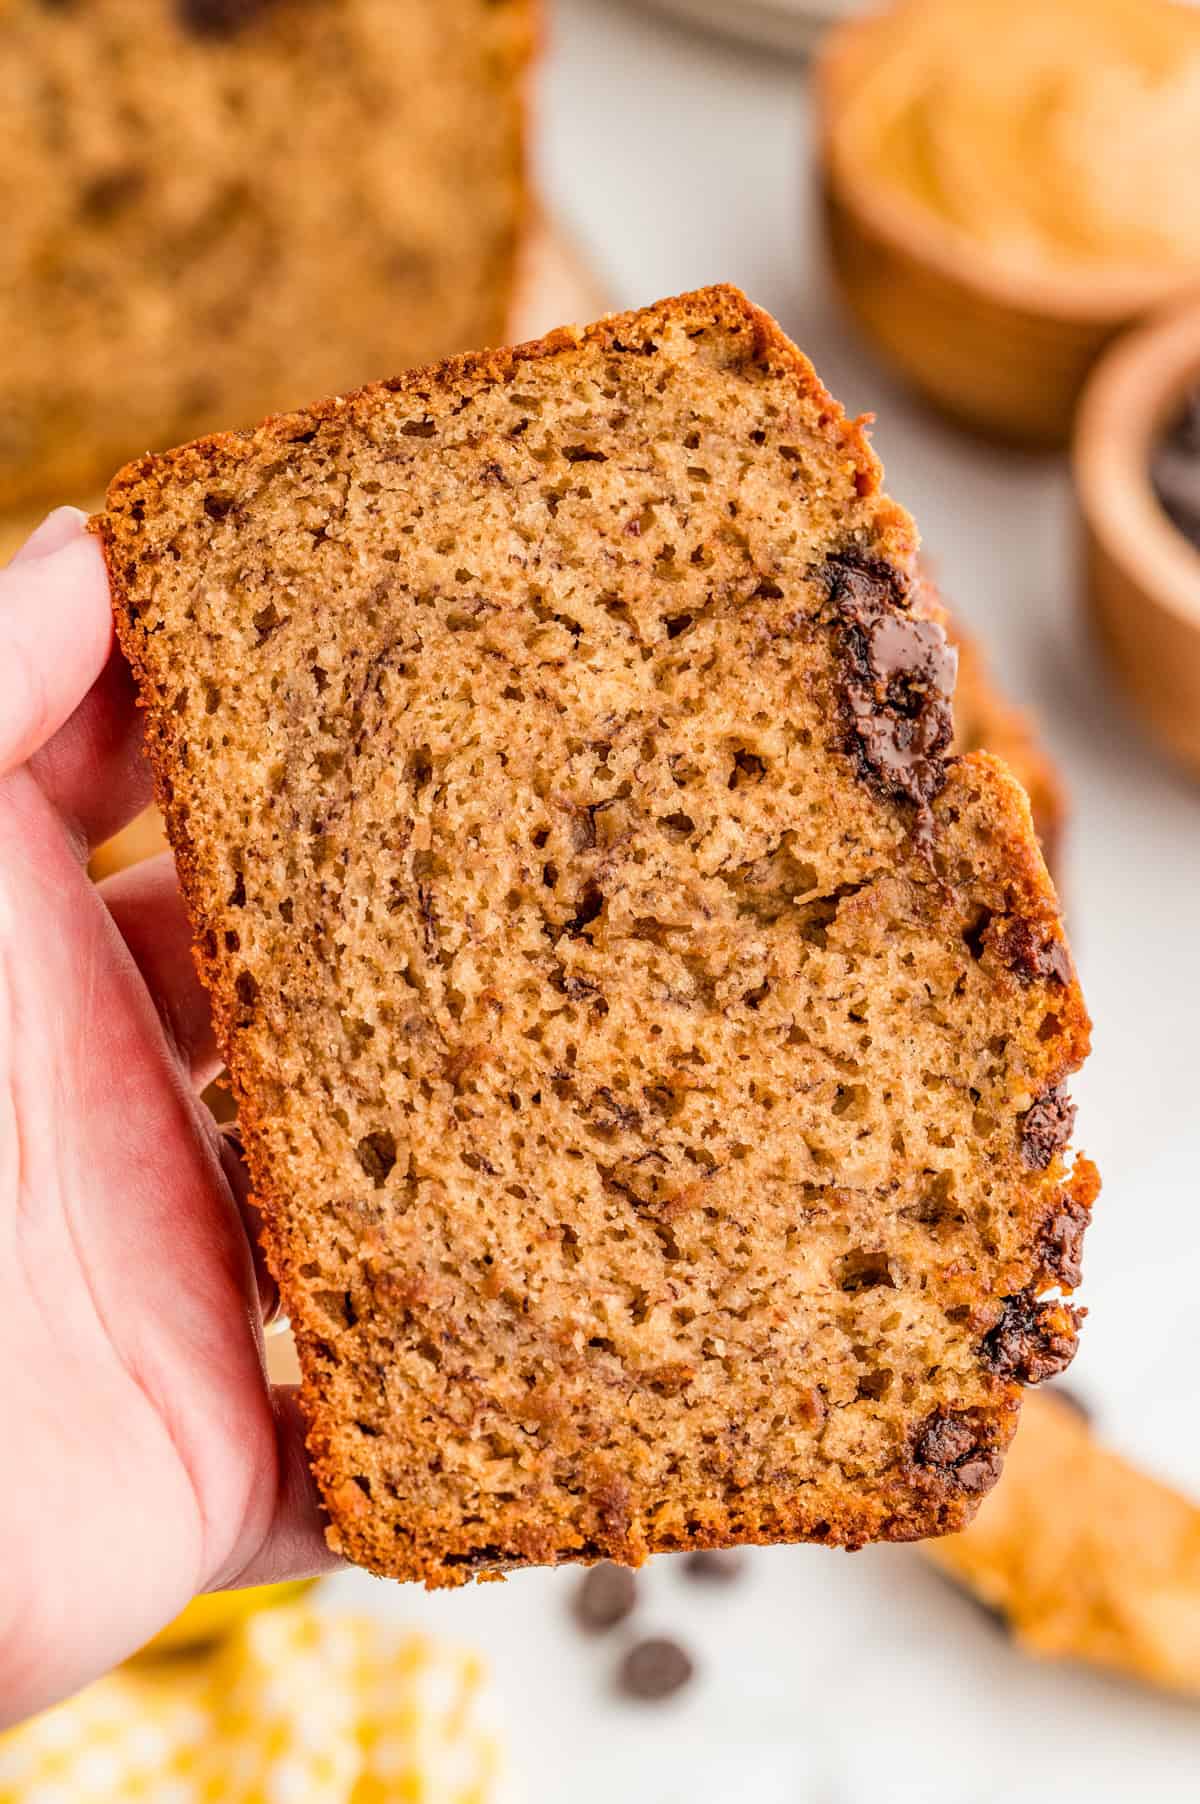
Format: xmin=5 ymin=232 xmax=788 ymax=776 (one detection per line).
xmin=328 ymin=4 xmax=1200 ymax=1796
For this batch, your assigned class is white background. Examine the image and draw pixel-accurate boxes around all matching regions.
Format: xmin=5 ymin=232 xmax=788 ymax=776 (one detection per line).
xmin=323 ymin=4 xmax=1200 ymax=1796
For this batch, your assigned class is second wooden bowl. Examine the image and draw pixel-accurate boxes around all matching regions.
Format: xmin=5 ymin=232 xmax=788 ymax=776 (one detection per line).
xmin=1075 ymin=299 xmax=1200 ymax=775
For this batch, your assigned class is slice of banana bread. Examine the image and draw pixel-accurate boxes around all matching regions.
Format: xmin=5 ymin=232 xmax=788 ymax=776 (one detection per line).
xmin=926 ymin=1388 xmax=1200 ymax=1697
xmin=96 ymin=286 xmax=1096 ymax=1585
xmin=0 ymin=0 xmax=533 ymax=514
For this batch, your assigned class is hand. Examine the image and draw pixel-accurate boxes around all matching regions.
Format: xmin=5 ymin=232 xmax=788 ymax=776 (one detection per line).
xmin=0 ymin=510 xmax=339 ymax=1730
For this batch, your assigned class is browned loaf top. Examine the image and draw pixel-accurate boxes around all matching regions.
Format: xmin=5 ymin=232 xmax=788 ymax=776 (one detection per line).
xmin=0 ymin=0 xmax=533 ymax=513
xmin=917 ymin=582 xmax=1066 ymax=873
xmin=96 ymin=286 xmax=1097 ymax=1586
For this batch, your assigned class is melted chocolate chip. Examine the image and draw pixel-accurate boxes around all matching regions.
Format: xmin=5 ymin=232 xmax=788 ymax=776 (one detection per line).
xmin=1019 ymin=1086 xmax=1076 ymax=1169
xmin=824 ymin=551 xmax=956 ymax=841
xmin=993 ymin=918 xmax=1073 ymax=987
xmin=179 ymin=0 xmax=276 ymax=36
xmin=573 ymin=1562 xmax=638 ymax=1632
xmin=1037 ymin=1194 xmax=1090 ymax=1290
xmin=981 ymin=1292 xmax=1082 ymax=1384
xmin=618 ymin=1637 xmax=695 ymax=1701
xmin=913 ymin=1409 xmax=1003 ymax=1493
xmin=682 ymin=1548 xmax=746 ymax=1584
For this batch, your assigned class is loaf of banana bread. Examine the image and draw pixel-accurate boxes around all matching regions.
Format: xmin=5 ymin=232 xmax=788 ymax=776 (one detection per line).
xmin=97 ymin=286 xmax=1096 ymax=1584
xmin=0 ymin=0 xmax=533 ymax=512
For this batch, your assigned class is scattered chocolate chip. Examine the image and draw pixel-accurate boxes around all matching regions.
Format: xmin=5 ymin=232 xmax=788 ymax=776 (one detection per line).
xmin=981 ymin=1291 xmax=1083 ymax=1384
xmin=573 ymin=1562 xmax=637 ymax=1633
xmin=1036 ymin=1194 xmax=1090 ymax=1290
xmin=912 ymin=1408 xmax=1003 ymax=1494
xmin=682 ymin=1548 xmax=746 ymax=1584
xmin=618 ymin=1636 xmax=695 ymax=1701
xmin=993 ymin=918 xmax=1073 ymax=986
xmin=1019 ymin=1086 xmax=1076 ymax=1169
xmin=178 ymin=0 xmax=276 ymax=37
xmin=824 ymin=550 xmax=956 ymax=842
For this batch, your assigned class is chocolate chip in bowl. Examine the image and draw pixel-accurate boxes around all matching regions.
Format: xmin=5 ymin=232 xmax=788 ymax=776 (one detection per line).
xmin=1075 ymin=296 xmax=1200 ymax=776
xmin=1150 ymin=386 xmax=1200 ymax=555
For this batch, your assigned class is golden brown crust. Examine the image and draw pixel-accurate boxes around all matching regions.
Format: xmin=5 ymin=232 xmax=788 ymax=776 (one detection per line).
xmin=95 ymin=285 xmax=1092 ymax=1585
xmin=102 ymin=284 xmax=901 ymax=541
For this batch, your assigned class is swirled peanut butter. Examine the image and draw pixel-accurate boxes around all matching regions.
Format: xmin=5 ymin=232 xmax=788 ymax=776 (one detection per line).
xmin=830 ymin=0 xmax=1200 ymax=278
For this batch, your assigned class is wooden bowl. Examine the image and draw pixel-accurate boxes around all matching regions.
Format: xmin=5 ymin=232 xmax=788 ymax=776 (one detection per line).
xmin=815 ymin=19 xmax=1200 ymax=447
xmin=1074 ymin=299 xmax=1200 ymax=775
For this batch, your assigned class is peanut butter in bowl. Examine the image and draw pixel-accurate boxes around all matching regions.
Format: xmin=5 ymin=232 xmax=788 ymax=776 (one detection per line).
xmin=818 ymin=0 xmax=1200 ymax=441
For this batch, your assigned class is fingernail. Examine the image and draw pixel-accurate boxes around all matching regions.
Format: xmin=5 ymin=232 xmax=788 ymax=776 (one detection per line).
xmin=7 ymin=508 xmax=90 ymax=568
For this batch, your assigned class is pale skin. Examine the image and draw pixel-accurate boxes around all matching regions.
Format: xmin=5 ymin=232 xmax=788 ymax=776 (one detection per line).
xmin=1 ymin=510 xmax=340 ymax=1731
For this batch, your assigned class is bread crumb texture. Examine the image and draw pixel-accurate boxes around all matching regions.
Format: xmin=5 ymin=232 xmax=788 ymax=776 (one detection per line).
xmin=96 ymin=286 xmax=1096 ymax=1584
